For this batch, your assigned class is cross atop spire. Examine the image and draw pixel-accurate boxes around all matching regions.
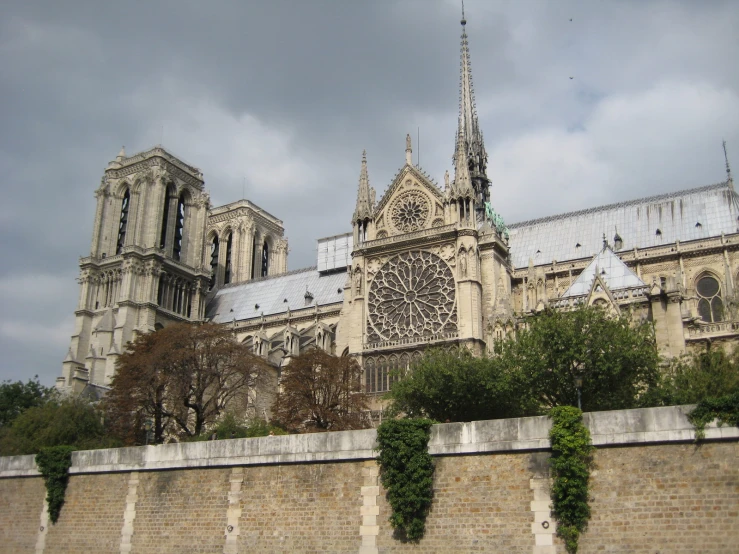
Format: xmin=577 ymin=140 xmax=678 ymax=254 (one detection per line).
xmin=453 ymin=5 xmax=489 ymax=208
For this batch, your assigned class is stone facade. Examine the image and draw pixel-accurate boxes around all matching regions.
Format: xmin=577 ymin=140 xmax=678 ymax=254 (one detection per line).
xmin=1 ymin=406 xmax=738 ymax=553
xmin=59 ymin=14 xmax=739 ymax=407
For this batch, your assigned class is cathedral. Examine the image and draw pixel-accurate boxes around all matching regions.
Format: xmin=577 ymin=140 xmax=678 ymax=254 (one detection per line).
xmin=59 ymin=15 xmax=739 ymax=413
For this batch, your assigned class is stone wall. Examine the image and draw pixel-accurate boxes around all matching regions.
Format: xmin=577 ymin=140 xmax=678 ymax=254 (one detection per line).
xmin=1 ymin=406 xmax=737 ymax=554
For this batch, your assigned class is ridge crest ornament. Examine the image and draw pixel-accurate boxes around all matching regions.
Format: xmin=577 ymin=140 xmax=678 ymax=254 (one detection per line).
xmin=390 ymin=191 xmax=430 ymax=233
xmin=367 ymin=251 xmax=457 ymax=341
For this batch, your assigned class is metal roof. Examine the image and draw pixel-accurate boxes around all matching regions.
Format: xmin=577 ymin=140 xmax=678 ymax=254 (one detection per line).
xmin=206 ymin=267 xmax=347 ymax=323
xmin=317 ymin=233 xmax=353 ymax=272
xmin=507 ymin=182 xmax=739 ymax=269
xmin=562 ymin=247 xmax=646 ymax=298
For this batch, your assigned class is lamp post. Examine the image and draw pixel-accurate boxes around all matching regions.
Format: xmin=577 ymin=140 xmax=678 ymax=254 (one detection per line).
xmin=574 ymin=376 xmax=583 ymax=411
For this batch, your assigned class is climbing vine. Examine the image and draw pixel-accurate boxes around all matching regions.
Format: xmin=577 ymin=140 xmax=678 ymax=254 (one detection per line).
xmin=687 ymin=392 xmax=739 ymax=441
xmin=549 ymin=407 xmax=594 ymax=554
xmin=376 ymin=418 xmax=435 ymax=542
xmin=35 ymin=446 xmax=75 ymax=524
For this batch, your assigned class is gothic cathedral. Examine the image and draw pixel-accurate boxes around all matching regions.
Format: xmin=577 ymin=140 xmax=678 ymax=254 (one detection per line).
xmin=60 ymin=15 xmax=739 ymax=416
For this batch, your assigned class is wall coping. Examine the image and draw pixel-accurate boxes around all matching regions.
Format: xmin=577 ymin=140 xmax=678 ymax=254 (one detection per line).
xmin=1 ymin=405 xmax=736 ymax=478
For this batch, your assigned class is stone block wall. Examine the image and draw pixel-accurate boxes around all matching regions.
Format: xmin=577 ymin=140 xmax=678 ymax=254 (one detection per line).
xmin=0 ymin=406 xmax=737 ymax=554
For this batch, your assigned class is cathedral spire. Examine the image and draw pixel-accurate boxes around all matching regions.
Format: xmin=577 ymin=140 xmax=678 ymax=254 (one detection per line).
xmin=453 ymin=5 xmax=489 ymax=207
xmin=353 ymin=150 xmax=373 ymax=223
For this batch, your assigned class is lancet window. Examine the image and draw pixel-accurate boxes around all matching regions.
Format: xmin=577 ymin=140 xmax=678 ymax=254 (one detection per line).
xmin=696 ymin=275 xmax=724 ymax=323
xmin=116 ymin=190 xmax=130 ymax=254
xmin=208 ymin=235 xmax=219 ymax=290
xmin=224 ymin=233 xmax=233 ymax=284
xmin=156 ymin=272 xmax=194 ymax=317
xmin=173 ymin=194 xmax=186 ymax=261
xmin=261 ymin=241 xmax=269 ymax=277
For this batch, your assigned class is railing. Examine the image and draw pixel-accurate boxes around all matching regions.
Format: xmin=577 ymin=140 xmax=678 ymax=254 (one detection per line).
xmin=364 ymin=331 xmax=459 ymax=350
xmin=687 ymin=320 xmax=739 ymax=337
xmin=359 ymin=224 xmax=458 ymax=250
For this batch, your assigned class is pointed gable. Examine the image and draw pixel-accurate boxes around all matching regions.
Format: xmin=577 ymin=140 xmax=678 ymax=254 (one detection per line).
xmin=562 ymin=247 xmax=646 ymax=298
xmin=374 ymin=165 xmax=445 ymax=237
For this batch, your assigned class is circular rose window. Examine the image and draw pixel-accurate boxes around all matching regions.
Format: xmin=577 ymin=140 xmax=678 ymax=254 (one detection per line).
xmin=390 ymin=191 xmax=430 ymax=233
xmin=367 ymin=251 xmax=457 ymax=341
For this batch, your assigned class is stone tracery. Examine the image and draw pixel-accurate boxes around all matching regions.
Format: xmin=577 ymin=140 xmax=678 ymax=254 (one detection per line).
xmin=389 ymin=191 xmax=430 ymax=233
xmin=367 ymin=251 xmax=457 ymax=342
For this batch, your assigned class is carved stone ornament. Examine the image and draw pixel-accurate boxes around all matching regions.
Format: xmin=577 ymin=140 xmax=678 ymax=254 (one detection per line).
xmin=367 ymin=250 xmax=457 ymax=341
xmin=389 ymin=191 xmax=431 ymax=233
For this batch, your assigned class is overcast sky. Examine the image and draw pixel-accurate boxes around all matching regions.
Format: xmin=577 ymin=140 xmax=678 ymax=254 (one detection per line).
xmin=1 ymin=0 xmax=738 ymax=386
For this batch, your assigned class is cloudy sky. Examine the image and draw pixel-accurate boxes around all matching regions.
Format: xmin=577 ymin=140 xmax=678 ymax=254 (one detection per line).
xmin=1 ymin=0 xmax=738 ymax=386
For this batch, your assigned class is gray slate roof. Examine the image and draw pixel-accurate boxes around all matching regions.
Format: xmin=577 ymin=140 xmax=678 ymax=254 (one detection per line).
xmin=562 ymin=247 xmax=646 ymax=298
xmin=206 ymin=267 xmax=347 ymax=323
xmin=507 ymin=182 xmax=739 ymax=269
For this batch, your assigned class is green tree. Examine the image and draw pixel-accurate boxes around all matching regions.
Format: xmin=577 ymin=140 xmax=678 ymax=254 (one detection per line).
xmin=271 ymin=349 xmax=370 ymax=433
xmin=657 ymin=347 xmax=739 ymax=406
xmin=502 ymin=306 xmax=660 ymax=411
xmin=106 ymin=322 xmax=268 ymax=444
xmin=0 ymin=376 xmax=54 ymax=427
xmin=0 ymin=397 xmax=114 ymax=456
xmin=386 ymin=348 xmax=535 ymax=422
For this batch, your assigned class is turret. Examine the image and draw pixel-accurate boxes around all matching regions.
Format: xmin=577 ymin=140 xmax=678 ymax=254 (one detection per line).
xmin=352 ymin=150 xmax=375 ymax=244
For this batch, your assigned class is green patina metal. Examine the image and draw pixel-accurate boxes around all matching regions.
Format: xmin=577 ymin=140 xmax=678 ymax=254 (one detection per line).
xmin=485 ymin=202 xmax=509 ymax=240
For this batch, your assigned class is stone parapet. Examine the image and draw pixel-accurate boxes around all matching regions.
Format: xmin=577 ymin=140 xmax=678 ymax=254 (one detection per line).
xmin=2 ymin=405 xmax=737 ymax=478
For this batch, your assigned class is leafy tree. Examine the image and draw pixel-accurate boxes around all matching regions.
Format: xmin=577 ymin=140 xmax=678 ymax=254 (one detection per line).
xmin=658 ymin=347 xmax=739 ymax=405
xmin=0 ymin=397 xmax=114 ymax=456
xmin=106 ymin=322 xmax=268 ymax=444
xmin=386 ymin=348 xmax=535 ymax=422
xmin=271 ymin=349 xmax=370 ymax=433
xmin=501 ymin=305 xmax=660 ymax=412
xmin=0 ymin=376 xmax=55 ymax=427
xmin=190 ymin=414 xmax=287 ymax=441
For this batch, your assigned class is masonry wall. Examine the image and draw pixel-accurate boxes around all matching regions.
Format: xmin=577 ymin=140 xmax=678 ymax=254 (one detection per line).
xmin=1 ymin=406 xmax=737 ymax=554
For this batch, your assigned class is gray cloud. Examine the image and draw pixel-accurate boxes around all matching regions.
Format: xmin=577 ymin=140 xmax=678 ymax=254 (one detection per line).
xmin=1 ymin=0 xmax=738 ymax=385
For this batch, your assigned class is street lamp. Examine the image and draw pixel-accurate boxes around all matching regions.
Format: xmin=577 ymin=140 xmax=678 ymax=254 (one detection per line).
xmin=574 ymin=376 xmax=583 ymax=411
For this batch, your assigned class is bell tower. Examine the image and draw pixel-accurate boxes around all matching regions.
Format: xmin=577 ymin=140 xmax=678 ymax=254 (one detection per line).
xmin=59 ymin=146 xmax=211 ymax=392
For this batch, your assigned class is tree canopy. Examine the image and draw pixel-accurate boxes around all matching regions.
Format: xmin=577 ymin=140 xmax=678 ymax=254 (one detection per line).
xmin=271 ymin=349 xmax=370 ymax=433
xmin=386 ymin=305 xmax=662 ymax=422
xmin=386 ymin=348 xmax=534 ymax=422
xmin=504 ymin=306 xmax=661 ymax=412
xmin=0 ymin=376 xmax=54 ymax=427
xmin=0 ymin=397 xmax=115 ymax=456
xmin=106 ymin=322 xmax=268 ymax=444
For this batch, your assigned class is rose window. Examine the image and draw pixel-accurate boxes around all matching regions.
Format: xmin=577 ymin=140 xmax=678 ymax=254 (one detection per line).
xmin=390 ymin=192 xmax=430 ymax=233
xmin=367 ymin=251 xmax=457 ymax=341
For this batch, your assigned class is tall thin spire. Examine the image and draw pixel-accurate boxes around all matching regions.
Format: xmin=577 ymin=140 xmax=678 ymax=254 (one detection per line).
xmin=724 ymin=140 xmax=733 ymax=186
xmin=453 ymin=3 xmax=489 ymax=208
xmin=353 ymin=150 xmax=374 ymax=223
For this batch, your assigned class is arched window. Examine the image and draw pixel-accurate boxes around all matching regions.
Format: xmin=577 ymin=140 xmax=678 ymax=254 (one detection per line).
xmin=365 ymin=358 xmax=376 ymax=393
xmin=159 ymin=185 xmax=174 ymax=250
xmin=224 ymin=233 xmax=233 ymax=284
xmin=261 ymin=241 xmax=269 ymax=277
xmin=209 ymin=235 xmax=219 ymax=290
xmin=173 ymin=194 xmax=186 ymax=261
xmin=251 ymin=234 xmax=258 ymax=279
xmin=116 ymin=190 xmax=130 ymax=254
xmin=697 ymin=275 xmax=724 ymax=323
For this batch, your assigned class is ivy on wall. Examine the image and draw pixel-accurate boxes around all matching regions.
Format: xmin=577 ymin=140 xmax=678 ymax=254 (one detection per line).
xmin=549 ymin=407 xmax=594 ymax=554
xmin=688 ymin=392 xmax=739 ymax=440
xmin=35 ymin=445 xmax=75 ymax=524
xmin=376 ymin=418 xmax=435 ymax=542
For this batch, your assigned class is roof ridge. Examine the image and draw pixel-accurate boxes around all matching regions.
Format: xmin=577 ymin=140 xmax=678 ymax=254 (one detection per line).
xmin=509 ymin=181 xmax=732 ymax=230
xmin=220 ymin=266 xmax=319 ymax=289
